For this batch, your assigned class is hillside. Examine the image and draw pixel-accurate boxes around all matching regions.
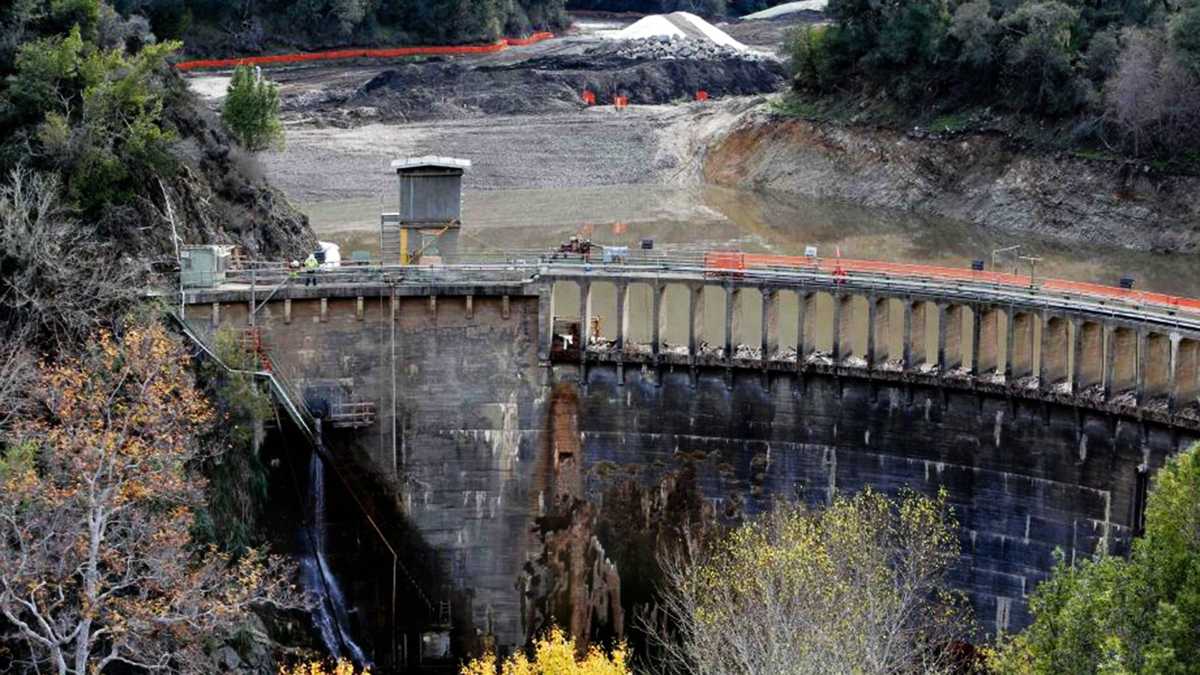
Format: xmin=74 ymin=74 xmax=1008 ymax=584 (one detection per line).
xmin=784 ymin=0 xmax=1200 ymax=170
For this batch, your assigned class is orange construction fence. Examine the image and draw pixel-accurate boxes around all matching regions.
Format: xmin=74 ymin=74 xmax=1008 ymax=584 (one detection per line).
xmin=705 ymin=251 xmax=1200 ymax=315
xmin=696 ymin=90 xmax=709 ymax=102
xmin=582 ymin=90 xmax=596 ymax=105
xmin=176 ymin=31 xmax=554 ymax=71
xmin=614 ymin=95 xmax=629 ymax=110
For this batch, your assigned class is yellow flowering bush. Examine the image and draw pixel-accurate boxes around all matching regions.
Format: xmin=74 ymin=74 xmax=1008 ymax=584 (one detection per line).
xmin=279 ymin=659 xmax=371 ymax=675
xmin=461 ymin=627 xmax=629 ymax=675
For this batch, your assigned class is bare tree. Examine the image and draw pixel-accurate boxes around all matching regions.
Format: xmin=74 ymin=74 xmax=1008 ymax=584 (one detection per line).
xmin=0 ymin=324 xmax=304 ymax=674
xmin=641 ymin=489 xmax=972 ymax=675
xmin=0 ymin=167 xmax=140 ymax=351
xmin=1105 ymin=27 xmax=1200 ymax=157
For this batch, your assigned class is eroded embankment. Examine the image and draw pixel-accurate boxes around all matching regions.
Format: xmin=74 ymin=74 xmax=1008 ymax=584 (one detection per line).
xmin=704 ymin=109 xmax=1200 ymax=253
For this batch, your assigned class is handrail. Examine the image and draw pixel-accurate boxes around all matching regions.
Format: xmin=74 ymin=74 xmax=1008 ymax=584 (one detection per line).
xmin=192 ymin=249 xmax=1200 ymax=333
xmin=169 ymin=313 xmax=317 ymax=444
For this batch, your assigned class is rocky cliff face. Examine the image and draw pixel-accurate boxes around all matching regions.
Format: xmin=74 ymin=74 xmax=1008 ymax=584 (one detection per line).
xmin=704 ymin=110 xmax=1200 ymax=253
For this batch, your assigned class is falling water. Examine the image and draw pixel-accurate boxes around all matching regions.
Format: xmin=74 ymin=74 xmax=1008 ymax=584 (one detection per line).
xmin=299 ymin=451 xmax=368 ymax=666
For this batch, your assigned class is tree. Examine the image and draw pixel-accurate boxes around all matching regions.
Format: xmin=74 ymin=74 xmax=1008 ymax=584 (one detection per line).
xmin=222 ymin=64 xmax=284 ymax=152
xmin=644 ymin=489 xmax=971 ymax=675
xmin=990 ymin=443 xmax=1200 ymax=674
xmin=0 ymin=323 xmax=303 ymax=674
xmin=951 ymin=0 xmax=999 ymax=72
xmin=0 ymin=168 xmax=139 ymax=350
xmin=787 ymin=25 xmax=838 ymax=92
xmin=460 ymin=626 xmax=630 ymax=675
xmin=1000 ymin=2 xmax=1084 ymax=115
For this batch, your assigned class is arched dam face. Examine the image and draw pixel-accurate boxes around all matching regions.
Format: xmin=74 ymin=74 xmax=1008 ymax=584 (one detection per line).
xmin=185 ymin=274 xmax=1200 ymax=666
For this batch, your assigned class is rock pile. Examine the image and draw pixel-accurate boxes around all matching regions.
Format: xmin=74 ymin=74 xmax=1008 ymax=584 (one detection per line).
xmin=603 ymin=36 xmax=772 ymax=62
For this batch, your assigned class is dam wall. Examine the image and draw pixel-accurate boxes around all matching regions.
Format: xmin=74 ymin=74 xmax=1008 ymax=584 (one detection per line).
xmin=183 ymin=271 xmax=1200 ymax=663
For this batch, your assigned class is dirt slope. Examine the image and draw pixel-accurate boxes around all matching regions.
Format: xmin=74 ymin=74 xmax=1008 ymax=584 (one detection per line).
xmin=705 ymin=107 xmax=1200 ymax=253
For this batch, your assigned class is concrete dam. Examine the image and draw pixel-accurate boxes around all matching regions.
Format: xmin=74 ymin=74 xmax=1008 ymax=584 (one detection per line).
xmin=180 ymin=255 xmax=1200 ymax=669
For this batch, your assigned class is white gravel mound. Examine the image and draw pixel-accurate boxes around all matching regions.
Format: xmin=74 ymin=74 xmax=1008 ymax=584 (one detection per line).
xmin=742 ymin=0 xmax=828 ymax=20
xmin=603 ymin=12 xmax=750 ymax=52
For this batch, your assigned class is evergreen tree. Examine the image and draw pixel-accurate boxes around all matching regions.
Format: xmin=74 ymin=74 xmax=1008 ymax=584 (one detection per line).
xmin=221 ymin=64 xmax=283 ymax=152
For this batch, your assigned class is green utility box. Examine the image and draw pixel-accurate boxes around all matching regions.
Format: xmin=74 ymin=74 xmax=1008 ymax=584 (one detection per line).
xmin=180 ymin=245 xmax=232 ymax=288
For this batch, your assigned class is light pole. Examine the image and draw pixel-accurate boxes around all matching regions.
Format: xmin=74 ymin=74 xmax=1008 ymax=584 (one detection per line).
xmin=1018 ymin=255 xmax=1043 ymax=288
xmin=992 ymin=244 xmax=1021 ymax=272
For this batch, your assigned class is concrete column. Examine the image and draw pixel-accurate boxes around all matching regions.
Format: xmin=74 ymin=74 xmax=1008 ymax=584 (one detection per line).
xmin=940 ymin=304 xmax=964 ymax=372
xmin=502 ymin=295 xmax=511 ymax=319
xmin=910 ymin=301 xmax=929 ymax=368
xmin=1103 ymin=324 xmax=1116 ymax=398
xmin=1041 ymin=314 xmax=1069 ymax=391
xmin=1136 ymin=331 xmax=1148 ymax=402
xmin=651 ymin=283 xmax=663 ymax=359
xmin=1078 ymin=322 xmax=1104 ymax=391
xmin=356 ymin=296 xmax=365 ymax=321
xmin=1110 ymin=327 xmax=1138 ymax=396
xmin=724 ymin=285 xmax=735 ymax=361
xmin=537 ymin=286 xmax=552 ymax=362
xmin=763 ymin=288 xmax=779 ymax=360
xmin=902 ymin=300 xmax=913 ymax=368
xmin=835 ymin=294 xmax=856 ymax=363
xmin=978 ymin=307 xmax=1001 ymax=375
xmin=615 ymin=282 xmax=628 ymax=354
xmin=1144 ymin=333 xmax=1173 ymax=401
xmin=798 ymin=292 xmax=814 ymax=362
xmin=319 ymin=298 xmax=328 ymax=323
xmin=1011 ymin=312 xmax=1036 ymax=381
xmin=866 ymin=296 xmax=878 ymax=369
xmin=211 ymin=302 xmax=220 ymax=328
xmin=688 ymin=284 xmax=702 ymax=361
xmin=831 ymin=294 xmax=844 ymax=363
xmin=872 ymin=298 xmax=891 ymax=366
xmin=1177 ymin=339 xmax=1200 ymax=406
xmin=969 ymin=305 xmax=983 ymax=376
xmin=428 ymin=295 xmax=437 ymax=317
xmin=284 ymin=298 xmax=292 ymax=325
xmin=465 ymin=295 xmax=474 ymax=320
xmin=580 ymin=281 xmax=593 ymax=361
xmin=1167 ymin=334 xmax=1181 ymax=412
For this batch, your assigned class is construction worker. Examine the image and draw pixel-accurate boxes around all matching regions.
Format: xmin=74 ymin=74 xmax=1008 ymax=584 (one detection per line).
xmin=288 ymin=260 xmax=300 ymax=284
xmin=304 ymin=253 xmax=319 ymax=286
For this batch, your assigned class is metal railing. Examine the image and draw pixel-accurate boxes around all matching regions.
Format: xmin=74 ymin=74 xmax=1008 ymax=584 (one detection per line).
xmin=194 ymin=248 xmax=1200 ymax=332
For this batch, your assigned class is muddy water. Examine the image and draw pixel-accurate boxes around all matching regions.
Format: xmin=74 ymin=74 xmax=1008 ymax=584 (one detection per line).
xmin=304 ymin=182 xmax=1200 ymax=364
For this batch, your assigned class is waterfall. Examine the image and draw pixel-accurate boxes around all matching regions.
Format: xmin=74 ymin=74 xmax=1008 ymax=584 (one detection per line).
xmin=299 ymin=451 xmax=368 ymax=666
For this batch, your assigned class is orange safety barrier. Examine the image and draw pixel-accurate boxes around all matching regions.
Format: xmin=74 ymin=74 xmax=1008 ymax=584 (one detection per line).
xmin=176 ymin=31 xmax=554 ymax=71
xmin=712 ymin=251 xmax=1200 ymax=316
xmin=582 ymin=90 xmax=596 ymax=105
xmin=696 ymin=90 xmax=709 ymax=102
xmin=614 ymin=95 xmax=629 ymax=110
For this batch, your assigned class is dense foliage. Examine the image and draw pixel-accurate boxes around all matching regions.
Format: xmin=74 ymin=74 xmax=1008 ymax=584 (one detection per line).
xmin=989 ymin=443 xmax=1200 ymax=673
xmin=645 ymin=488 xmax=972 ymax=674
xmin=787 ymin=0 xmax=1200 ymax=163
xmin=113 ymin=0 xmax=569 ymax=53
xmin=461 ymin=627 xmax=630 ymax=675
xmin=0 ymin=1 xmax=182 ymax=218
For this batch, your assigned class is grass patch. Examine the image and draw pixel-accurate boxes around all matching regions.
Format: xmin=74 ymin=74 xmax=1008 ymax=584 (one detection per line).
xmin=927 ymin=112 xmax=973 ymax=134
